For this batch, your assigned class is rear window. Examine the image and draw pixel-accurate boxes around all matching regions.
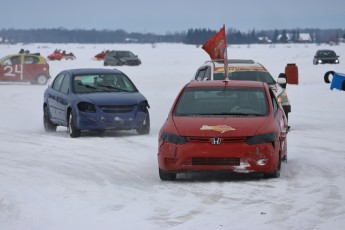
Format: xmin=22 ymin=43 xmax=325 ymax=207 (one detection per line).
xmin=174 ymin=87 xmax=268 ymax=116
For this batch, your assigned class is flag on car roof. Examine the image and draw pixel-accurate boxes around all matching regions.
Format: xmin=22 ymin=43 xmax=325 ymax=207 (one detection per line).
xmin=202 ymin=25 xmax=227 ymax=60
xmin=202 ymin=25 xmax=229 ymax=80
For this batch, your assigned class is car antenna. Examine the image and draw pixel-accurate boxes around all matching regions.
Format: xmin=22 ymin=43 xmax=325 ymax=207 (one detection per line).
xmin=222 ymin=77 xmax=229 ymax=92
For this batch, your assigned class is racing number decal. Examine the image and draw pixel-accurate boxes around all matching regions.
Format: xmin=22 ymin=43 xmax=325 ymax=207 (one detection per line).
xmin=4 ymin=65 xmax=23 ymax=79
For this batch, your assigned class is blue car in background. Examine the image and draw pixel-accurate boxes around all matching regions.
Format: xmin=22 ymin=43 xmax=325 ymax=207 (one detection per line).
xmin=43 ymin=68 xmax=150 ymax=137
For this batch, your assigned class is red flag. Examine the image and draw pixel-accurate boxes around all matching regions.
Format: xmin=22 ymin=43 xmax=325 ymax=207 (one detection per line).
xmin=202 ymin=26 xmax=227 ymax=60
xmin=202 ymin=25 xmax=229 ymax=80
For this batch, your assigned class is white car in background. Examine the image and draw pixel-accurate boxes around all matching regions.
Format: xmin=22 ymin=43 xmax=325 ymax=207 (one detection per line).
xmin=193 ymin=59 xmax=291 ymax=120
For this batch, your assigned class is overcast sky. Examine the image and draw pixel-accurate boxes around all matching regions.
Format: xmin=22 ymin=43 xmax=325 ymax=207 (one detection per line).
xmin=1 ymin=0 xmax=344 ymax=34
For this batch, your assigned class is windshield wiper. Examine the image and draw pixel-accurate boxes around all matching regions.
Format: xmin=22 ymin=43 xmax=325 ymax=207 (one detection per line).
xmin=205 ymin=112 xmax=264 ymax=116
xmin=97 ymin=84 xmax=130 ymax=92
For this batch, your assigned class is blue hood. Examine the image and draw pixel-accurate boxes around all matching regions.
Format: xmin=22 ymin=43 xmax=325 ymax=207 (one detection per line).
xmin=76 ymin=92 xmax=147 ymax=106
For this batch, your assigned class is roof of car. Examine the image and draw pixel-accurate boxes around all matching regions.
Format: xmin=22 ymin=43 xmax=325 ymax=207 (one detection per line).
xmin=203 ymin=59 xmax=267 ymax=69
xmin=2 ymin=53 xmax=42 ymax=58
xmin=317 ymin=49 xmax=336 ymax=52
xmin=187 ymin=80 xmax=266 ymax=88
xmin=317 ymin=49 xmax=334 ymax=51
xmin=108 ymin=50 xmax=132 ymax=53
xmin=62 ymin=68 xmax=124 ymax=75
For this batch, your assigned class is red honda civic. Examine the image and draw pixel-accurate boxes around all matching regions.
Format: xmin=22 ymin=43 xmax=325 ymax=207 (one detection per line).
xmin=158 ymin=80 xmax=289 ymax=180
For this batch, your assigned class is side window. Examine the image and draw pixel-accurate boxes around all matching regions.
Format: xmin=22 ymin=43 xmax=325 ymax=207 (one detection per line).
xmin=195 ymin=68 xmax=207 ymax=80
xmin=60 ymin=73 xmax=70 ymax=94
xmin=6 ymin=56 xmax=21 ymax=65
xmin=24 ymin=56 xmax=39 ymax=64
xmin=52 ymin=73 xmax=65 ymax=91
xmin=203 ymin=66 xmax=211 ymax=80
xmin=3 ymin=57 xmax=12 ymax=65
xmin=269 ymin=89 xmax=278 ymax=115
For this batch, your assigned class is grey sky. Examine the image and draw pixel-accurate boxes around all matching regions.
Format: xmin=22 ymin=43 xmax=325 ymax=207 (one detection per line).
xmin=1 ymin=0 xmax=344 ymax=34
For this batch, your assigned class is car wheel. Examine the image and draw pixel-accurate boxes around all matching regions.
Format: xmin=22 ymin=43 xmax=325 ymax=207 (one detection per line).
xmin=68 ymin=112 xmax=81 ymax=138
xmin=36 ymin=75 xmax=48 ymax=85
xmin=104 ymin=61 xmax=108 ymax=66
xmin=136 ymin=110 xmax=150 ymax=135
xmin=43 ymin=106 xmax=57 ymax=132
xmin=264 ymin=152 xmax=281 ymax=179
xmin=342 ymin=81 xmax=345 ymax=91
xmin=159 ymin=168 xmax=176 ymax=181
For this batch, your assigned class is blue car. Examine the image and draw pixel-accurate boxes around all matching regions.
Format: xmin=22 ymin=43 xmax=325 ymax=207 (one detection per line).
xmin=43 ymin=68 xmax=150 ymax=137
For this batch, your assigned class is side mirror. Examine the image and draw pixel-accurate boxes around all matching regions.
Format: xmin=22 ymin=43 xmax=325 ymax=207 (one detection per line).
xmin=277 ymin=73 xmax=287 ymax=89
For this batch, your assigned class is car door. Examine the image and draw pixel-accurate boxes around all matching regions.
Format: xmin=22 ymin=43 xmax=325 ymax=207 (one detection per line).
xmin=47 ymin=73 xmax=65 ymax=122
xmin=55 ymin=73 xmax=71 ymax=124
xmin=0 ymin=55 xmax=24 ymax=82
xmin=22 ymin=55 xmax=41 ymax=82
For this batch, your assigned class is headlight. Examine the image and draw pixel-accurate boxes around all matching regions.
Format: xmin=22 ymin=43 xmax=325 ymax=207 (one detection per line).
xmin=78 ymin=102 xmax=96 ymax=113
xmin=138 ymin=100 xmax=150 ymax=111
xmin=161 ymin=132 xmax=188 ymax=145
xmin=277 ymin=91 xmax=289 ymax=104
xmin=246 ymin=132 xmax=277 ymax=145
xmin=335 ymin=59 xmax=339 ymax=63
xmin=318 ymin=60 xmax=322 ymax=64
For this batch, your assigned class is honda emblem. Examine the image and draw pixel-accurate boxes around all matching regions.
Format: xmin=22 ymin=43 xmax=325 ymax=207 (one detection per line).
xmin=211 ymin=137 xmax=221 ymax=145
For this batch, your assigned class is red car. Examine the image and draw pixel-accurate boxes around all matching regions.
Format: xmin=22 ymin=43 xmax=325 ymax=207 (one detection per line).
xmin=158 ymin=80 xmax=288 ymax=180
xmin=0 ymin=53 xmax=50 ymax=85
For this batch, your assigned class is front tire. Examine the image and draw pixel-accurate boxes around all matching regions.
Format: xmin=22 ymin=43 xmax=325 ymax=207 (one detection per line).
xmin=136 ymin=111 xmax=150 ymax=135
xmin=68 ymin=112 xmax=81 ymax=138
xmin=33 ymin=75 xmax=48 ymax=85
xmin=159 ymin=168 xmax=176 ymax=181
xmin=264 ymin=153 xmax=281 ymax=179
xmin=43 ymin=106 xmax=57 ymax=132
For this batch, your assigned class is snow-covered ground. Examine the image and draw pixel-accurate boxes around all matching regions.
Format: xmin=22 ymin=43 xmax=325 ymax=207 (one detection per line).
xmin=1 ymin=42 xmax=345 ymax=230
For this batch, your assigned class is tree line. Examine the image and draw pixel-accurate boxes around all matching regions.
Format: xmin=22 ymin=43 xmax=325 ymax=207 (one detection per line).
xmin=0 ymin=28 xmax=344 ymax=44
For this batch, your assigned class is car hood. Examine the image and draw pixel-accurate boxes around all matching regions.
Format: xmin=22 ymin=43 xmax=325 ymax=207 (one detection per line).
xmin=119 ymin=57 xmax=141 ymax=63
xmin=120 ymin=57 xmax=140 ymax=60
xmin=317 ymin=56 xmax=338 ymax=60
xmin=173 ymin=116 xmax=267 ymax=137
xmin=76 ymin=92 xmax=146 ymax=106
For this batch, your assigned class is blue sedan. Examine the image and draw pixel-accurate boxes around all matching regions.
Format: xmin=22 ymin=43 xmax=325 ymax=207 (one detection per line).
xmin=43 ymin=68 xmax=150 ymax=137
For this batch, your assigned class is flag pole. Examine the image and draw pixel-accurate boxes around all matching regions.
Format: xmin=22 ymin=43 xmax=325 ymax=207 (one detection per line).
xmin=223 ymin=24 xmax=229 ymax=81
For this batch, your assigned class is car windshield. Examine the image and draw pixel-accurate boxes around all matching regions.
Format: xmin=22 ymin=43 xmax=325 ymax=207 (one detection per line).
xmin=214 ymin=71 xmax=276 ymax=84
xmin=73 ymin=73 xmax=137 ymax=93
xmin=319 ymin=50 xmax=337 ymax=57
xmin=117 ymin=51 xmax=135 ymax=58
xmin=0 ymin=56 xmax=9 ymax=63
xmin=174 ymin=87 xmax=268 ymax=116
